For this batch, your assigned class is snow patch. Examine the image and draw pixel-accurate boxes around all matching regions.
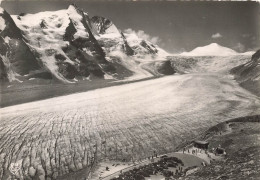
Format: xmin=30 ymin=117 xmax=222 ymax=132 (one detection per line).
xmin=240 ymin=51 xmax=255 ymax=56
xmin=4 ymin=36 xmax=11 ymax=44
xmin=83 ymin=48 xmax=93 ymax=56
xmin=104 ymin=74 xmax=114 ymax=80
xmin=83 ymin=76 xmax=91 ymax=81
xmin=0 ymin=7 xmax=4 ymax=14
xmin=98 ymin=32 xmax=121 ymax=39
xmin=105 ymin=24 xmax=119 ymax=34
xmin=0 ymin=16 xmax=6 ymax=31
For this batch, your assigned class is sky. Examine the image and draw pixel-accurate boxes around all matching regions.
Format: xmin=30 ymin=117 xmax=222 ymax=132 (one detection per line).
xmin=1 ymin=0 xmax=260 ymax=53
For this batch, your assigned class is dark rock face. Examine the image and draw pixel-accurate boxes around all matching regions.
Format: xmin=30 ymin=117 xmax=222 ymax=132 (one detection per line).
xmin=77 ymin=63 xmax=90 ymax=77
xmin=0 ymin=57 xmax=8 ymax=81
xmin=140 ymin=40 xmax=158 ymax=54
xmin=231 ymin=49 xmax=260 ymax=96
xmin=141 ymin=60 xmax=176 ymax=76
xmin=157 ymin=60 xmax=175 ymax=75
xmin=81 ymin=13 xmax=106 ymax=61
xmin=0 ymin=37 xmax=8 ymax=53
xmin=252 ymin=49 xmax=260 ymax=62
xmin=121 ymin=32 xmax=135 ymax=56
xmin=58 ymin=62 xmax=78 ymax=79
xmin=55 ymin=54 xmax=66 ymax=62
xmin=8 ymin=39 xmax=41 ymax=75
xmin=91 ymin=16 xmax=114 ymax=34
xmin=108 ymin=58 xmax=134 ymax=79
xmin=40 ymin=20 xmax=48 ymax=29
xmin=28 ymin=71 xmax=53 ymax=79
xmin=61 ymin=41 xmax=104 ymax=78
xmin=0 ymin=9 xmax=41 ymax=78
xmin=0 ymin=9 xmax=23 ymax=39
xmin=83 ymin=15 xmax=117 ymax=76
xmin=63 ymin=18 xmax=77 ymax=41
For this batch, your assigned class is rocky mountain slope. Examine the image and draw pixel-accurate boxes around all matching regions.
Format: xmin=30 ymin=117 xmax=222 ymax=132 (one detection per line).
xmin=0 ymin=7 xmax=42 ymax=82
xmin=0 ymin=4 xmax=170 ymax=83
xmin=231 ymin=49 xmax=260 ymax=96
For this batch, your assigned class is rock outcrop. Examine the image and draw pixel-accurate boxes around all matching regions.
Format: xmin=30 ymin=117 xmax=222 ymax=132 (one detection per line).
xmin=231 ymin=49 xmax=260 ymax=96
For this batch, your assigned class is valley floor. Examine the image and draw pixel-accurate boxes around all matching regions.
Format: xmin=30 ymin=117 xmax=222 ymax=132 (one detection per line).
xmin=0 ymin=73 xmax=259 ymax=179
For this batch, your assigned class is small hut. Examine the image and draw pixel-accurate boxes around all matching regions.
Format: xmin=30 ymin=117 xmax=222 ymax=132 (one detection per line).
xmin=193 ymin=140 xmax=209 ymax=149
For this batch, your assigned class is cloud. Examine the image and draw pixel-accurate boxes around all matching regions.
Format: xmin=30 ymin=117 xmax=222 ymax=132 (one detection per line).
xmin=211 ymin=33 xmax=223 ymax=39
xmin=124 ymin=28 xmax=161 ymax=44
xmin=233 ymin=42 xmax=246 ymax=52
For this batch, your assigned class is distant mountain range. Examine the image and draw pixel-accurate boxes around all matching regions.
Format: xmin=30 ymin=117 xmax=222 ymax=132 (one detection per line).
xmin=180 ymin=43 xmax=254 ymax=57
xmin=0 ymin=4 xmax=170 ymax=83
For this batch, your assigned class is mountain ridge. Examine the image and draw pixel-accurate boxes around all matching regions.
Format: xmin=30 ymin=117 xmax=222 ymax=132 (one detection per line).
xmin=0 ymin=4 xmax=171 ymax=83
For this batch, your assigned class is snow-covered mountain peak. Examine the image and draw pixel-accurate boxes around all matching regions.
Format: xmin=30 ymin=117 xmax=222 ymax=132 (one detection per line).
xmin=67 ymin=3 xmax=86 ymax=15
xmin=0 ymin=5 xmax=173 ymax=83
xmin=67 ymin=4 xmax=83 ymax=18
xmin=207 ymin=43 xmax=222 ymax=47
xmin=67 ymin=4 xmax=79 ymax=10
xmin=180 ymin=43 xmax=238 ymax=56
